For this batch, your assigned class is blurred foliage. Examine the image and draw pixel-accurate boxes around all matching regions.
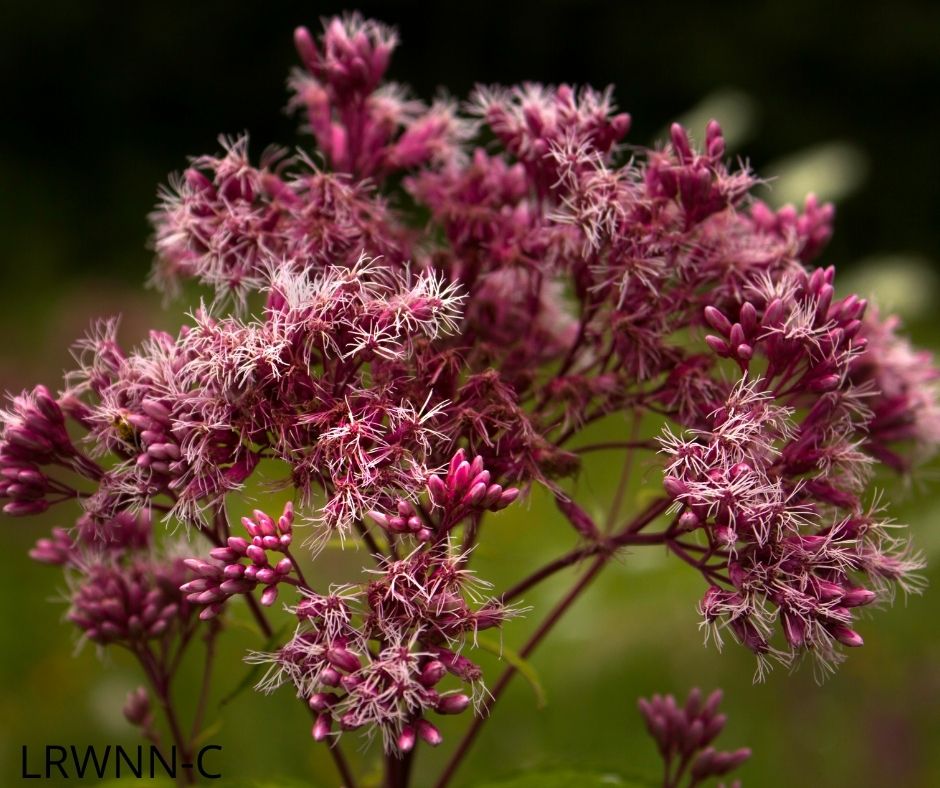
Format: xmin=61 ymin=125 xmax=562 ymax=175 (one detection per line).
xmin=2 ymin=1 xmax=940 ymax=786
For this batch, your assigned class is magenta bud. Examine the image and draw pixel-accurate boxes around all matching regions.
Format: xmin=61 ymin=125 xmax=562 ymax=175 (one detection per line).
xmin=180 ymin=578 xmax=212 ymax=593
xmin=481 ymin=483 xmax=504 ymax=508
xmin=320 ymin=667 xmax=341 ymax=686
xmin=311 ymin=714 xmax=332 ymax=741
xmin=829 ymin=622 xmax=864 ymax=648
xmin=256 ymin=568 xmax=277 ymax=584
xmin=156 ymin=443 xmax=181 ymax=460
xmin=682 ymin=718 xmax=705 ymax=754
xmin=464 ymin=481 xmax=487 ymax=506
xmin=419 ymin=660 xmax=447 ymax=687
xmin=241 ymin=516 xmax=260 ymax=537
xmin=428 ymin=474 xmax=448 ymax=505
xmin=663 ymin=475 xmax=688 ymax=498
xmin=450 ymin=460 xmax=470 ymax=492
xmin=209 ymin=547 xmax=237 ymax=562
xmin=219 ymin=579 xmax=251 ymax=595
xmin=690 ymin=747 xmax=718 ymax=780
xmin=260 ymin=585 xmax=279 ymax=606
xmin=670 ymin=123 xmax=692 ymax=160
xmin=327 ymin=647 xmax=361 ymax=673
xmin=762 ymin=298 xmax=785 ymax=327
xmin=397 ymin=724 xmax=416 ymax=753
xmin=123 ymin=687 xmax=151 ymax=726
xmin=714 ymin=525 xmax=735 ymax=545
xmin=706 ymin=119 xmax=725 ymax=157
xmin=183 ymin=559 xmax=222 ymax=579
xmin=140 ymin=398 xmax=170 ymax=423
xmin=252 ymin=510 xmax=276 ymax=536
xmin=702 ymin=689 xmax=723 ymax=719
xmin=275 ymin=558 xmax=293 ymax=575
xmin=469 ymin=455 xmax=485 ymax=477
xmin=308 ymin=693 xmax=336 ymax=712
xmin=739 ymin=301 xmax=757 ymax=334
xmin=227 ymin=536 xmax=249 ymax=554
xmin=4 ymin=499 xmax=50 ymax=516
xmin=416 ymin=719 xmax=442 ymax=746
xmin=436 ymin=694 xmax=471 ymax=715
xmin=261 ymin=535 xmax=281 ymax=550
xmin=278 ymin=501 xmax=294 ymax=533
xmin=781 ymin=609 xmax=806 ymax=648
xmin=367 ymin=510 xmax=390 ymax=529
xmin=468 ymin=470 xmax=491 ymax=493
xmin=496 ymin=488 xmax=519 ymax=509
xmin=126 ymin=414 xmax=154 ymax=430
xmin=810 ymin=374 xmax=841 ymax=393
xmin=705 ymin=335 xmax=730 ymax=356
xmin=246 ymin=545 xmax=268 ymax=565
xmin=814 ymin=579 xmax=843 ymax=602
xmin=704 ymin=306 xmax=732 ymax=336
xmin=841 ymin=587 xmax=877 ymax=607
xmin=199 ymin=603 xmax=224 ymax=620
xmin=448 ymin=449 xmax=466 ymax=477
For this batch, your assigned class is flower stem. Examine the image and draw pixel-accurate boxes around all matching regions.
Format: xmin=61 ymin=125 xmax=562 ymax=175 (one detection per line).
xmin=134 ymin=645 xmax=195 ymax=786
xmin=329 ymin=741 xmax=357 ymax=788
xmin=500 ymin=498 xmax=671 ymax=604
xmin=190 ymin=623 xmax=219 ymax=743
xmin=241 ymin=596 xmax=357 ymax=787
xmin=434 ymin=553 xmax=607 ymax=788
xmin=435 ymin=496 xmax=671 ymax=787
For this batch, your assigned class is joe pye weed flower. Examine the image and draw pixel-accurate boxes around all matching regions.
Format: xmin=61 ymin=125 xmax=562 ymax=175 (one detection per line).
xmin=4 ymin=12 xmax=938 ymax=788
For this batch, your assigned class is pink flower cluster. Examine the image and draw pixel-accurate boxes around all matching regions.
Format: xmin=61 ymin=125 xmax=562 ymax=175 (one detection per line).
xmin=4 ymin=11 xmax=939 ymax=786
xmin=182 ymin=502 xmax=299 ymax=617
xmin=639 ymin=688 xmax=750 ymax=788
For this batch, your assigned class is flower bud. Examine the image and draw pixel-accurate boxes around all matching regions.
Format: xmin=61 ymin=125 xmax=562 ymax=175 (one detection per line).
xmin=436 ymin=693 xmax=471 ymax=715
xmin=397 ymin=724 xmax=416 ymax=753
xmin=311 ymin=714 xmax=332 ymax=741
xmin=416 ymin=719 xmax=442 ymax=746
xmin=123 ymin=687 xmax=151 ymax=727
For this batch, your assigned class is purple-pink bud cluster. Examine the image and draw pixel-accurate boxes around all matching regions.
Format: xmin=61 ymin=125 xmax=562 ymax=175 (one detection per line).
xmin=427 ymin=450 xmax=519 ymax=519
xmin=638 ymin=688 xmax=750 ymax=786
xmin=67 ymin=558 xmax=192 ymax=645
xmin=182 ymin=502 xmax=296 ymax=618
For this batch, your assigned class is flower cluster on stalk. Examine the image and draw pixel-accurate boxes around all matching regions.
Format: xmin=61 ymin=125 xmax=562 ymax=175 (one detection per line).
xmin=3 ymin=9 xmax=940 ymax=779
xmin=638 ymin=688 xmax=750 ymax=788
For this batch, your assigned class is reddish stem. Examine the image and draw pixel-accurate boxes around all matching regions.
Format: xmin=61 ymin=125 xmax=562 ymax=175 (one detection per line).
xmin=434 ymin=554 xmax=608 ymax=788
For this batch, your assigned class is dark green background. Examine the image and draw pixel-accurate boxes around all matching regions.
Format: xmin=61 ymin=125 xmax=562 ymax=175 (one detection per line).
xmin=2 ymin=2 xmax=939 ymax=785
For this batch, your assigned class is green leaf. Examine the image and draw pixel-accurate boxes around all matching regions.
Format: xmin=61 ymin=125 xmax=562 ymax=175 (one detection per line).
xmin=218 ymin=623 xmax=289 ymax=708
xmin=472 ymin=769 xmax=649 ymax=788
xmin=475 ymin=635 xmax=547 ymax=709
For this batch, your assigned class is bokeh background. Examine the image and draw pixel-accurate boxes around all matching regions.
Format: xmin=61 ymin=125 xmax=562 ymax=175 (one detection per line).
xmin=2 ymin=1 xmax=940 ymax=785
